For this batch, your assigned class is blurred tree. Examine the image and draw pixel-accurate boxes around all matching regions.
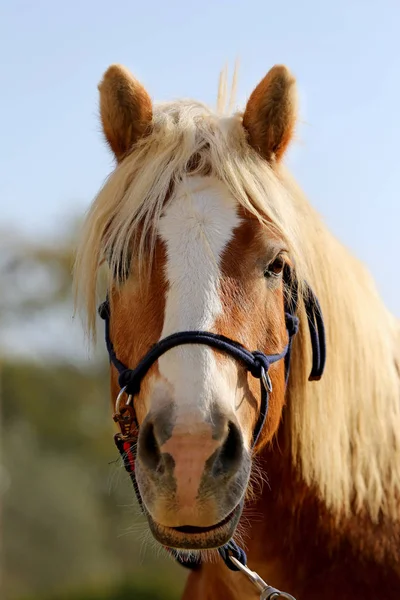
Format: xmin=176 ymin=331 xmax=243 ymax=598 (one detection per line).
xmin=0 ymin=224 xmax=185 ymax=600
xmin=0 ymin=223 xmax=76 ymax=317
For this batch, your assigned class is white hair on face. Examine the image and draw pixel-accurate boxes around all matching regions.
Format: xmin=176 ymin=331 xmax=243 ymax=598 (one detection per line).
xmin=155 ymin=176 xmax=240 ymax=419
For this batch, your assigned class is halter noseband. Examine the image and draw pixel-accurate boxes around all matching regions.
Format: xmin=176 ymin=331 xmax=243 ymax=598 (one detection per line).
xmin=98 ymin=276 xmax=326 ymax=597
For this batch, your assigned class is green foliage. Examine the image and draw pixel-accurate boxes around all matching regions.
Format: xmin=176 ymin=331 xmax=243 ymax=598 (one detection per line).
xmin=2 ymin=360 xmax=185 ymax=600
xmin=24 ymin=578 xmax=182 ymax=600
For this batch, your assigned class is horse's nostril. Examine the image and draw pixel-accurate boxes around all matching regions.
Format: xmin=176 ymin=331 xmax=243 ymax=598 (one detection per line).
xmin=139 ymin=421 xmax=162 ymax=472
xmin=213 ymin=420 xmax=243 ymax=476
xmin=138 ymin=413 xmax=244 ymax=481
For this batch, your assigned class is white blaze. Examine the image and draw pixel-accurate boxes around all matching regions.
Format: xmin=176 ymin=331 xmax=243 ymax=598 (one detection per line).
xmin=156 ymin=176 xmax=240 ymax=418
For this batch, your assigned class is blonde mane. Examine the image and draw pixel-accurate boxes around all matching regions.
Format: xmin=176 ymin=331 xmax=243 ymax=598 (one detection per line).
xmin=74 ymin=99 xmax=400 ymax=523
xmin=217 ymin=61 xmax=239 ymax=115
xmin=74 ymin=101 xmax=306 ymax=334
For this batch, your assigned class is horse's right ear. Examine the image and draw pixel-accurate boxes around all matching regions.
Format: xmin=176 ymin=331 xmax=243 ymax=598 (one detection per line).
xmin=98 ymin=65 xmax=153 ymax=161
xmin=243 ymin=65 xmax=297 ymax=163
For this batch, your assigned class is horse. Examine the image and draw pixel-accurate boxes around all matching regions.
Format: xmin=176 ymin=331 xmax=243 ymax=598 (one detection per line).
xmin=74 ymin=63 xmax=400 ymax=599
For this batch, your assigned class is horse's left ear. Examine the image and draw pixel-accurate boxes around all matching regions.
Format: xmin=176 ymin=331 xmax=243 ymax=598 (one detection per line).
xmin=98 ymin=64 xmax=153 ymax=161
xmin=243 ymin=65 xmax=297 ymax=162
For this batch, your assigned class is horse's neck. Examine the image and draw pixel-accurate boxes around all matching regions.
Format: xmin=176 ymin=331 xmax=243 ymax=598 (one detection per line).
xmin=183 ymin=437 xmax=400 ymax=600
xmin=243 ymin=440 xmax=312 ymax=587
xmin=243 ymin=430 xmax=400 ymax=595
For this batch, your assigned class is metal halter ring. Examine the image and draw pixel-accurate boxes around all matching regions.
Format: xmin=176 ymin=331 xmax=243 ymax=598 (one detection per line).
xmin=115 ymin=386 xmax=133 ymax=415
xmin=261 ymin=367 xmax=273 ymax=393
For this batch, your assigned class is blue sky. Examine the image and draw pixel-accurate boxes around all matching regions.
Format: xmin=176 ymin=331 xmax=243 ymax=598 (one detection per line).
xmin=1 ymin=0 xmax=399 ymax=317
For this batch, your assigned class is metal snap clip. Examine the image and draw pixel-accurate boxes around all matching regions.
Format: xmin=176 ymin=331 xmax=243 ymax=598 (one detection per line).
xmin=113 ymin=386 xmax=136 ymax=439
xmin=229 ymin=556 xmax=296 ymax=600
xmin=115 ymin=386 xmax=133 ymax=414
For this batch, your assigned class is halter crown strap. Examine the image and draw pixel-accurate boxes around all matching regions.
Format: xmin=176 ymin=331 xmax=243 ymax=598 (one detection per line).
xmin=303 ymin=288 xmax=326 ymax=380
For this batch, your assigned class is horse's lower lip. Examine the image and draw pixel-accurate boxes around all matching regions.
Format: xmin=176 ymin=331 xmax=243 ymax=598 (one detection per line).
xmin=147 ymin=502 xmax=243 ymax=550
xmin=170 ymin=508 xmax=237 ymax=535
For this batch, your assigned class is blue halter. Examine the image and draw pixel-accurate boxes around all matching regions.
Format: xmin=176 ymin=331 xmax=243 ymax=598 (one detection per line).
xmin=98 ymin=275 xmax=326 ymax=579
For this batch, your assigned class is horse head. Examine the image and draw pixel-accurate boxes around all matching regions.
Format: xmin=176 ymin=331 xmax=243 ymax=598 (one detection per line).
xmin=75 ymin=64 xmax=318 ymax=553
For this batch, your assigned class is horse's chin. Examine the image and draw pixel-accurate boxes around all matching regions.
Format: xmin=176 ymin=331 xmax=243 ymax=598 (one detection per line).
xmin=146 ymin=501 xmax=244 ymax=550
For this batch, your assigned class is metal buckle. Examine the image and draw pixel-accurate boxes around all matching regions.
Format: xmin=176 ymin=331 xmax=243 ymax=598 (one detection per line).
xmin=229 ymin=557 xmax=296 ymax=599
xmin=261 ymin=367 xmax=273 ymax=393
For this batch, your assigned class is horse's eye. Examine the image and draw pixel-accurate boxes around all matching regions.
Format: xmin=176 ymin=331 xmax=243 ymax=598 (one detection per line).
xmin=265 ymin=255 xmax=285 ymax=278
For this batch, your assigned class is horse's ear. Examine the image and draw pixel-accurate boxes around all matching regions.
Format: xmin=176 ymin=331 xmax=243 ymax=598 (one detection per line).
xmin=243 ymin=65 xmax=297 ymax=162
xmin=98 ymin=65 xmax=153 ymax=161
